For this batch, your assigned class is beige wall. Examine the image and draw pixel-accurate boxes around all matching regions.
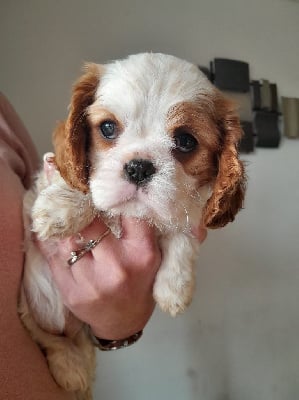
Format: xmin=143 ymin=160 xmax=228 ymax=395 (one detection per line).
xmin=1 ymin=1 xmax=299 ymax=399
xmin=1 ymin=0 xmax=299 ymax=155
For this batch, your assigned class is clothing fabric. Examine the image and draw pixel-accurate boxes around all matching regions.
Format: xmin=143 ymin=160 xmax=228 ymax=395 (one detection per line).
xmin=0 ymin=93 xmax=73 ymax=400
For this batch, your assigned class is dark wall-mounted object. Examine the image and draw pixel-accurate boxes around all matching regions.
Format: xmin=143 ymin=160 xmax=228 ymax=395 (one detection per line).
xmin=212 ymin=58 xmax=250 ymax=92
xmin=207 ymin=57 xmax=283 ymax=151
xmin=260 ymin=79 xmax=271 ymax=110
xmin=251 ymin=80 xmax=262 ymax=110
xmin=198 ymin=65 xmax=212 ymax=81
xmin=270 ymin=83 xmax=279 ymax=113
xmin=282 ymin=97 xmax=299 ymax=138
xmin=239 ymin=121 xmax=255 ymax=153
xmin=254 ymin=111 xmax=280 ymax=148
xmin=251 ymin=80 xmax=279 ymax=114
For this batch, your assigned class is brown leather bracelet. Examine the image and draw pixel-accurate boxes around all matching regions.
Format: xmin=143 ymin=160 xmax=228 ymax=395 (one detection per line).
xmin=91 ymin=330 xmax=143 ymax=351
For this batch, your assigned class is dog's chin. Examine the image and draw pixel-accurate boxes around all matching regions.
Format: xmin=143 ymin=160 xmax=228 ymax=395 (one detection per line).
xmin=91 ymin=185 xmax=177 ymax=229
xmin=93 ymin=189 xmax=162 ymax=222
xmin=109 ymin=200 xmax=153 ymax=219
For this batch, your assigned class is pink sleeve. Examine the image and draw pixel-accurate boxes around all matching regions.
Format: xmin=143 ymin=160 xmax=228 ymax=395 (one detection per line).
xmin=0 ymin=92 xmax=40 ymax=187
xmin=0 ymin=93 xmax=73 ymax=400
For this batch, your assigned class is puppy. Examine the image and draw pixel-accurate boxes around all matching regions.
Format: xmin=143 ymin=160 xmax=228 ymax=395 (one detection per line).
xmin=20 ymin=53 xmax=246 ymax=400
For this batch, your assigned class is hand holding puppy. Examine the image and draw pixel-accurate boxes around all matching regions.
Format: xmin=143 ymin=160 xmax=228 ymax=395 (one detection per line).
xmin=38 ymin=217 xmax=207 ymax=341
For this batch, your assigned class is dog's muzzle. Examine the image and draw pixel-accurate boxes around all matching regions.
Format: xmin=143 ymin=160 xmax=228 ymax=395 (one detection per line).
xmin=124 ymin=158 xmax=156 ymax=186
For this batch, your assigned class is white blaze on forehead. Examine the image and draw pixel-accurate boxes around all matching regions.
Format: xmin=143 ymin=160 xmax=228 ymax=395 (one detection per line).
xmin=94 ymin=53 xmax=214 ymax=126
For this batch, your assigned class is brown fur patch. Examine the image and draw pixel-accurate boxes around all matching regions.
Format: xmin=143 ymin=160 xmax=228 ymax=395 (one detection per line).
xmin=166 ymin=100 xmax=221 ymax=187
xmin=53 ymin=63 xmax=102 ymax=193
xmin=167 ymin=93 xmax=246 ymax=229
xmin=202 ymin=92 xmax=246 ymax=228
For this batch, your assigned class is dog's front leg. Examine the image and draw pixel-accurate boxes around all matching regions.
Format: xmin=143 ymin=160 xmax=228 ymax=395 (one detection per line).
xmin=153 ymin=233 xmax=200 ymax=317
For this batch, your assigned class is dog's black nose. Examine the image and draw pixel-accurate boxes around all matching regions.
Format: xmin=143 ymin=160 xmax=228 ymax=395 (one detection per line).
xmin=124 ymin=159 xmax=156 ymax=185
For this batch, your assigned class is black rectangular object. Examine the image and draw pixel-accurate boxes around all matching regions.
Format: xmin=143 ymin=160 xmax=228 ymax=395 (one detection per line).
xmin=213 ymin=58 xmax=250 ymax=92
xmin=254 ymin=111 xmax=280 ymax=148
xmin=260 ymin=79 xmax=271 ymax=110
xmin=251 ymin=80 xmax=261 ymax=110
xmin=239 ymin=121 xmax=255 ymax=153
xmin=198 ymin=65 xmax=212 ymax=81
xmin=270 ymin=83 xmax=278 ymax=113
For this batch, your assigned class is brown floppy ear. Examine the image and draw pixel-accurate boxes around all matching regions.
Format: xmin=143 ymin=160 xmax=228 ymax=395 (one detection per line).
xmin=53 ymin=63 xmax=101 ymax=193
xmin=202 ymin=95 xmax=246 ymax=229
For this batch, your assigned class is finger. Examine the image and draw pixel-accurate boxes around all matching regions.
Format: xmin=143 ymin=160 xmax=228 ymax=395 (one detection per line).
xmin=38 ymin=234 xmax=89 ymax=280
xmin=45 ymin=236 xmax=99 ymax=293
xmin=36 ymin=236 xmax=71 ymax=265
xmin=40 ymin=238 xmax=77 ymax=290
xmin=79 ymin=216 xmax=110 ymax=240
xmin=191 ymin=225 xmax=208 ymax=243
xmin=78 ymin=218 xmax=118 ymax=265
xmin=120 ymin=217 xmax=157 ymax=241
xmin=43 ymin=152 xmax=56 ymax=183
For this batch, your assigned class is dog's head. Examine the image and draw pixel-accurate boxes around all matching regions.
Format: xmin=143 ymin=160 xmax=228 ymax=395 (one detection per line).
xmin=54 ymin=53 xmax=245 ymax=231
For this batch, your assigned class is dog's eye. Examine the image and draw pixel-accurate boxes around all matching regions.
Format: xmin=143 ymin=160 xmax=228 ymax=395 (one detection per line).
xmin=99 ymin=120 xmax=117 ymax=139
xmin=174 ymin=132 xmax=198 ymax=153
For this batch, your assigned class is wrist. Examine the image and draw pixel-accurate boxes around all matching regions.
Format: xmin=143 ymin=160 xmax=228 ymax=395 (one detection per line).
xmin=89 ymin=304 xmax=154 ymax=340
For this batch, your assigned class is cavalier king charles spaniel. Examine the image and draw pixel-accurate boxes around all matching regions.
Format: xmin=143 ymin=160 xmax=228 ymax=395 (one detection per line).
xmin=20 ymin=53 xmax=246 ymax=400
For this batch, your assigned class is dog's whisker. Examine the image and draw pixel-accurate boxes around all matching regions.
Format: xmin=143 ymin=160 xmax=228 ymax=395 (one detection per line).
xmin=182 ymin=205 xmax=191 ymax=234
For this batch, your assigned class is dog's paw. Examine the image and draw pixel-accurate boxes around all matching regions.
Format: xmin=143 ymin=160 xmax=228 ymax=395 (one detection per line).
xmin=31 ymin=210 xmax=66 ymax=240
xmin=31 ymin=191 xmax=95 ymax=240
xmin=47 ymin=346 xmax=91 ymax=392
xmin=153 ymin=277 xmax=194 ymax=317
xmin=74 ymin=387 xmax=93 ymax=400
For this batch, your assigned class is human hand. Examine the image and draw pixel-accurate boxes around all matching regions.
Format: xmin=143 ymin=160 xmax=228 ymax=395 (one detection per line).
xmin=192 ymin=225 xmax=208 ymax=243
xmin=37 ymin=217 xmax=161 ymax=340
xmin=37 ymin=156 xmax=207 ymax=341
